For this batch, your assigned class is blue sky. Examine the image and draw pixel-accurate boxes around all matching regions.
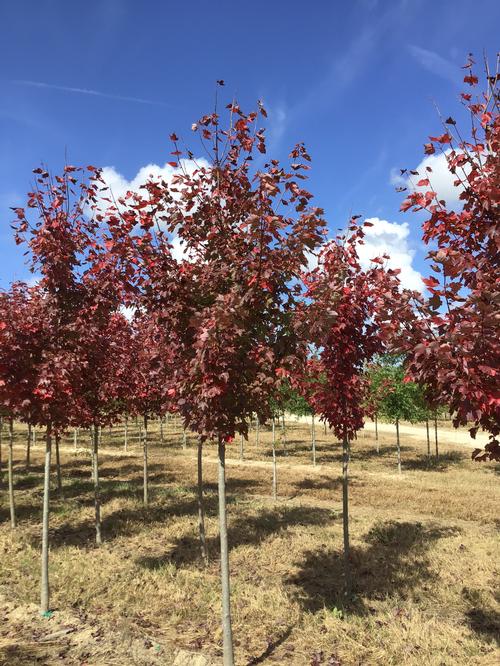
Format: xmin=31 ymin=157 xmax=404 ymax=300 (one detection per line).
xmin=1 ymin=0 xmax=498 ymax=289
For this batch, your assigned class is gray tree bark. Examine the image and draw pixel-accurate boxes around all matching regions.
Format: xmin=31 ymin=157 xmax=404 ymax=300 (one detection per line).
xmin=197 ymin=439 xmax=209 ymax=565
xmin=239 ymin=432 xmax=244 ymax=461
xmin=434 ymin=414 xmax=439 ymax=458
xmin=124 ymin=416 xmax=128 ymax=452
xmin=311 ymin=413 xmax=317 ymax=466
xmin=8 ymin=418 xmax=16 ymax=528
xmin=426 ymin=419 xmax=431 ymax=458
xmin=55 ymin=433 xmax=62 ymax=492
xmin=143 ymin=415 xmax=149 ymax=507
xmin=396 ymin=418 xmax=402 ymax=474
xmin=26 ymin=422 xmax=31 ymax=470
xmin=375 ymin=414 xmax=379 ymax=454
xmin=342 ymin=428 xmax=351 ymax=598
xmin=217 ymin=438 xmax=234 ymax=666
xmin=92 ymin=424 xmax=102 ymax=545
xmin=40 ymin=424 xmax=52 ymax=613
xmin=271 ymin=418 xmax=277 ymax=500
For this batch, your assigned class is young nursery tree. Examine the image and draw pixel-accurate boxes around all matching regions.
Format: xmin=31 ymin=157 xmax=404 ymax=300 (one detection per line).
xmin=103 ymin=94 xmax=326 ymax=665
xmin=398 ymin=57 xmax=500 ymax=461
xmin=367 ymin=358 xmax=427 ymax=473
xmin=296 ymin=220 xmax=408 ymax=597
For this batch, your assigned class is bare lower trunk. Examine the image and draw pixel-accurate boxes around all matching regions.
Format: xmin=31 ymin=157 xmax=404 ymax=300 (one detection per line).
xmin=182 ymin=427 xmax=187 ymax=451
xmin=375 ymin=414 xmax=379 ymax=454
xmin=124 ymin=417 xmax=128 ymax=452
xmin=143 ymin=415 xmax=149 ymax=507
xmin=239 ymin=433 xmax=244 ymax=461
xmin=160 ymin=416 xmax=164 ymax=444
xmin=217 ymin=438 xmax=234 ymax=666
xmin=324 ymin=421 xmax=327 ymax=436
xmin=311 ymin=414 xmax=316 ymax=466
xmin=396 ymin=418 xmax=401 ymax=474
xmin=26 ymin=422 xmax=31 ymax=470
xmin=271 ymin=418 xmax=277 ymax=500
xmin=434 ymin=414 xmax=439 ymax=458
xmin=8 ymin=418 xmax=16 ymax=528
xmin=342 ymin=428 xmax=351 ymax=598
xmin=281 ymin=411 xmax=287 ymax=455
xmin=426 ymin=419 xmax=430 ymax=458
xmin=255 ymin=415 xmax=260 ymax=447
xmin=55 ymin=434 xmax=62 ymax=492
xmin=40 ymin=424 xmax=52 ymax=613
xmin=197 ymin=439 xmax=209 ymax=565
xmin=0 ymin=416 xmax=3 ymax=485
xmin=92 ymin=425 xmax=102 ymax=545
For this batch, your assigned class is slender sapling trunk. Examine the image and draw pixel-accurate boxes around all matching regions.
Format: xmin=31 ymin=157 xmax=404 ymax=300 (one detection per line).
xmin=426 ymin=419 xmax=430 ymax=458
xmin=217 ymin=437 xmax=235 ymax=666
xmin=342 ymin=427 xmax=351 ymax=598
xmin=55 ymin=434 xmax=62 ymax=492
xmin=396 ymin=418 xmax=401 ymax=474
xmin=182 ymin=426 xmax=187 ymax=451
xmin=197 ymin=438 xmax=209 ymax=565
xmin=92 ymin=424 xmax=102 ymax=545
xmin=239 ymin=432 xmax=244 ymax=461
xmin=40 ymin=424 xmax=52 ymax=613
xmin=8 ymin=418 xmax=16 ymax=528
xmin=26 ymin=422 xmax=31 ymax=470
xmin=143 ymin=414 xmax=149 ymax=507
xmin=311 ymin=413 xmax=316 ymax=466
xmin=271 ymin=418 xmax=277 ymax=500
xmin=124 ymin=416 xmax=128 ymax=452
xmin=375 ymin=413 xmax=379 ymax=454
xmin=434 ymin=413 xmax=439 ymax=458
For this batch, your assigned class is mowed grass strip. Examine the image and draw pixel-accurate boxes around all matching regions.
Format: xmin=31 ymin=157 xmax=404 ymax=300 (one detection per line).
xmin=1 ymin=421 xmax=499 ymax=665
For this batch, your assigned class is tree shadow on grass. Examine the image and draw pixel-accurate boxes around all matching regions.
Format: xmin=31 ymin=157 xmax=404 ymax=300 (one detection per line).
xmin=288 ymin=520 xmax=461 ymax=616
xmin=402 ymin=450 xmax=466 ymax=472
xmin=293 ymin=476 xmax=344 ymax=493
xmin=138 ymin=504 xmax=336 ymax=569
xmin=465 ymin=606 xmax=500 ymax=645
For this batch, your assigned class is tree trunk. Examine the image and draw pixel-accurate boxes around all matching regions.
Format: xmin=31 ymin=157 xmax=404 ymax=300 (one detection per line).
xmin=255 ymin=415 xmax=260 ymax=447
xmin=396 ymin=418 xmax=401 ymax=474
xmin=271 ymin=418 xmax=277 ymax=500
xmin=26 ymin=422 xmax=31 ymax=470
xmin=324 ymin=421 xmax=327 ymax=436
xmin=92 ymin=424 xmax=102 ymax=545
xmin=426 ymin=419 xmax=431 ymax=458
xmin=217 ymin=437 xmax=234 ymax=666
xmin=8 ymin=418 xmax=16 ymax=528
xmin=55 ymin=434 xmax=62 ymax=492
xmin=239 ymin=432 xmax=244 ymax=461
xmin=182 ymin=427 xmax=187 ymax=451
xmin=33 ymin=427 xmax=36 ymax=447
xmin=281 ymin=411 xmax=287 ymax=455
xmin=342 ymin=428 xmax=351 ymax=598
xmin=160 ymin=415 xmax=164 ymax=444
xmin=434 ymin=414 xmax=439 ymax=458
xmin=143 ymin=415 xmax=149 ymax=508
xmin=0 ymin=416 xmax=3 ymax=485
xmin=197 ymin=439 xmax=209 ymax=565
xmin=311 ymin=413 xmax=317 ymax=466
xmin=375 ymin=414 xmax=379 ymax=454
xmin=40 ymin=424 xmax=52 ymax=613
xmin=124 ymin=416 xmax=128 ymax=452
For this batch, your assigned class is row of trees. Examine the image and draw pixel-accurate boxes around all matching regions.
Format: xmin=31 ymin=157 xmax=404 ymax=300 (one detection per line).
xmin=1 ymin=61 xmax=498 ymax=664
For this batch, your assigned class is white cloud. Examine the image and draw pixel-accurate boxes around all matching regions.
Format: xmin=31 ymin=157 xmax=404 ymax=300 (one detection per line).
xmin=358 ymin=217 xmax=423 ymax=291
xmin=391 ymin=149 xmax=466 ymax=210
xmin=99 ymin=158 xmax=209 ymax=209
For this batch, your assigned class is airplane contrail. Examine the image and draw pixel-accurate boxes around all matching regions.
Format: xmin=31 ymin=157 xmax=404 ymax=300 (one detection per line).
xmin=11 ymin=79 xmax=171 ymax=107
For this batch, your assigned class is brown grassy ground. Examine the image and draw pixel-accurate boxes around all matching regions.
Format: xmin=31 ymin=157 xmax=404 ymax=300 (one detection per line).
xmin=0 ymin=419 xmax=499 ymax=665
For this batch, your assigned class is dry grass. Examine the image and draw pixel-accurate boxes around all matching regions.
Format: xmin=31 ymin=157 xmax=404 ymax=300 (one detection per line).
xmin=0 ymin=419 xmax=499 ymax=665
